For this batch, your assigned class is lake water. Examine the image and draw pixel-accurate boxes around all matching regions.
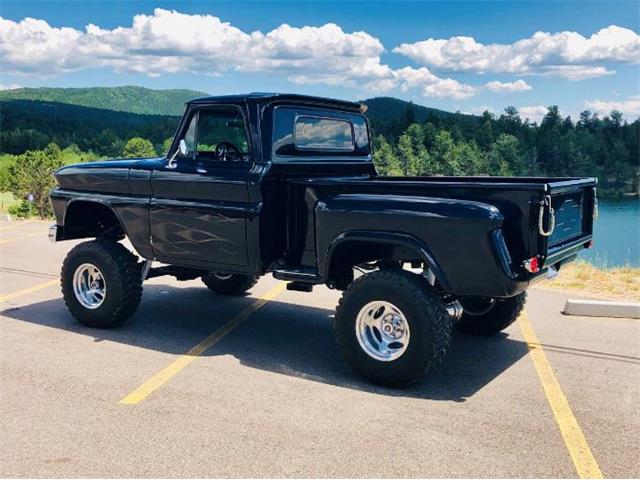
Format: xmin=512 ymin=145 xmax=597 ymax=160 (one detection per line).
xmin=582 ymin=198 xmax=639 ymax=268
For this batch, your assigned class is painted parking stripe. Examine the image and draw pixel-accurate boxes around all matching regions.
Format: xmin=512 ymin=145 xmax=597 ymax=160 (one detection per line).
xmin=0 ymin=279 xmax=59 ymax=303
xmin=0 ymin=232 xmax=43 ymax=245
xmin=519 ymin=312 xmax=603 ymax=479
xmin=119 ymin=282 xmax=287 ymax=405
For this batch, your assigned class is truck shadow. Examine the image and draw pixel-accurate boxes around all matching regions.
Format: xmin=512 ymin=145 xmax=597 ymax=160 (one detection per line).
xmin=2 ymin=283 xmax=530 ymax=402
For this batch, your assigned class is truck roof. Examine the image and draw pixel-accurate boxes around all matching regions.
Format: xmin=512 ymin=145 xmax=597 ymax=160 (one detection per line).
xmin=186 ymin=92 xmax=364 ymax=111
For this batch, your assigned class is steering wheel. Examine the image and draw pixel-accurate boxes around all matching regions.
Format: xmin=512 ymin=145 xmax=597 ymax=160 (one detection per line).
xmin=215 ymin=141 xmax=242 ymax=161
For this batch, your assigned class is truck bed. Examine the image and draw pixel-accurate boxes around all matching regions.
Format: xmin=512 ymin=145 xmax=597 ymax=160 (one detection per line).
xmin=285 ymin=174 xmax=597 ymax=296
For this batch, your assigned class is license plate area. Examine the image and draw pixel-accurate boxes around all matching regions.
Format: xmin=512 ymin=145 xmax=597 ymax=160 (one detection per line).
xmin=548 ymin=190 xmax=585 ymax=247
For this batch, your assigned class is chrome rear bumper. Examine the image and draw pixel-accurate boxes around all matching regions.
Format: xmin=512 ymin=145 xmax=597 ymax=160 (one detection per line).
xmin=48 ymin=224 xmax=58 ymax=243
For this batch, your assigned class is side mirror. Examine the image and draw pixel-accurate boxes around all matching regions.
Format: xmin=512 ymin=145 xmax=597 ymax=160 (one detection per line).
xmin=167 ymin=139 xmax=187 ymax=169
xmin=178 ymin=139 xmax=187 ymax=156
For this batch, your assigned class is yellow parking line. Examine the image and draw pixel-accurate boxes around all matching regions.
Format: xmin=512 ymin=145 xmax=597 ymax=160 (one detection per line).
xmin=0 ymin=279 xmax=59 ymax=303
xmin=519 ymin=312 xmax=603 ymax=479
xmin=0 ymin=232 xmax=43 ymax=245
xmin=119 ymin=282 xmax=287 ymax=405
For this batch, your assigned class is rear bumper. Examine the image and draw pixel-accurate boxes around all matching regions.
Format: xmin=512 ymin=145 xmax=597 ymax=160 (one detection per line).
xmin=489 ymin=230 xmax=589 ymax=298
xmin=544 ymin=235 xmax=592 ymax=268
xmin=48 ymin=224 xmax=60 ymax=243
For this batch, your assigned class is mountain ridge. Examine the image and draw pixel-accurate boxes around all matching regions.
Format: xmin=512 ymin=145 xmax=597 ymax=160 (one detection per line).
xmin=0 ymin=86 xmax=474 ymax=121
xmin=0 ymin=86 xmax=208 ymax=116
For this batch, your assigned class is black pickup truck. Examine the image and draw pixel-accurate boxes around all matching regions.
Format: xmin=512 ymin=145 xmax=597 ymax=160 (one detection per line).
xmin=49 ymin=93 xmax=597 ymax=386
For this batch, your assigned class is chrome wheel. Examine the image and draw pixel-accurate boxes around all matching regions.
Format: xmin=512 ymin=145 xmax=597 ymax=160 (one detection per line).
xmin=355 ymin=301 xmax=410 ymax=361
xmin=213 ymin=273 xmax=233 ymax=281
xmin=73 ymin=263 xmax=106 ymax=309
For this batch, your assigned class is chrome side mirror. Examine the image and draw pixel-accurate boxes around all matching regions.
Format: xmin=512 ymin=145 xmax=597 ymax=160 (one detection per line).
xmin=167 ymin=139 xmax=187 ymax=169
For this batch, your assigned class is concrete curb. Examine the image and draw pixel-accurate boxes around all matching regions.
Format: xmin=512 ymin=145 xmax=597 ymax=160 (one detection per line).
xmin=564 ymin=299 xmax=640 ymax=319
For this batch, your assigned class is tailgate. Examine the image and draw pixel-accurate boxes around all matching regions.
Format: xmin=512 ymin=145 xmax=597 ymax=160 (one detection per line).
xmin=541 ymin=178 xmax=597 ymax=265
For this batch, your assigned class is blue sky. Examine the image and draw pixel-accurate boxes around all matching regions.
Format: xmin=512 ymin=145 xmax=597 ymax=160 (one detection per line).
xmin=1 ymin=1 xmax=639 ymax=121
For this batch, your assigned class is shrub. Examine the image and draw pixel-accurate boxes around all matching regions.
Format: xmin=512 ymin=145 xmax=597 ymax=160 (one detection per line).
xmin=7 ymin=143 xmax=64 ymax=218
xmin=122 ymin=137 xmax=156 ymax=158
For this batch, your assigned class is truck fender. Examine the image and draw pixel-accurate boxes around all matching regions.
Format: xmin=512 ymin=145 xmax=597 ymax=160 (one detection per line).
xmin=61 ymin=198 xmax=127 ymax=240
xmin=322 ymin=230 xmax=451 ymax=291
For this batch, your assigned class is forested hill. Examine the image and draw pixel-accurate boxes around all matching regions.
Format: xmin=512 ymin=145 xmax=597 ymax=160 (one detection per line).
xmin=363 ymin=97 xmax=461 ymax=122
xmin=0 ymin=88 xmax=638 ymax=196
xmin=362 ymin=96 xmax=481 ymax=141
xmin=0 ymin=86 xmax=207 ymax=116
xmin=0 ymin=100 xmax=180 ymax=156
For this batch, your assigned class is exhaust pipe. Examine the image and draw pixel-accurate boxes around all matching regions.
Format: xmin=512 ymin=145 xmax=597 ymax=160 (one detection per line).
xmin=445 ymin=300 xmax=464 ymax=322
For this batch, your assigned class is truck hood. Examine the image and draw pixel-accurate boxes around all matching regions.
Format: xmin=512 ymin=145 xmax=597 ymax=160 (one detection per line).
xmin=54 ymin=157 xmax=163 ymax=193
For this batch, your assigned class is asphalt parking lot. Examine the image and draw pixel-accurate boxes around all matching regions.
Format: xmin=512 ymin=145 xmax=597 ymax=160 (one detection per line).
xmin=1 ymin=221 xmax=638 ymax=478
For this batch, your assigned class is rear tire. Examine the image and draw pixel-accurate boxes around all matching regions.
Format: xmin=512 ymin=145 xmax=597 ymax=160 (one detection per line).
xmin=202 ymin=273 xmax=258 ymax=295
xmin=61 ymin=240 xmax=142 ymax=328
xmin=455 ymin=292 xmax=527 ymax=336
xmin=334 ymin=269 xmax=452 ymax=387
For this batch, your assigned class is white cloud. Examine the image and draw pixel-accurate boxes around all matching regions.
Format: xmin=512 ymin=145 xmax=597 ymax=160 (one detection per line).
xmin=519 ymin=105 xmax=550 ymax=123
xmin=484 ymin=79 xmax=532 ymax=93
xmin=536 ymin=65 xmax=615 ymax=81
xmin=393 ymin=25 xmax=639 ymax=80
xmin=0 ymin=9 xmax=389 ymax=84
xmin=0 ymin=10 xmax=489 ymax=100
xmin=0 ymin=83 xmax=21 ymax=90
xmin=585 ymin=98 xmax=640 ymax=118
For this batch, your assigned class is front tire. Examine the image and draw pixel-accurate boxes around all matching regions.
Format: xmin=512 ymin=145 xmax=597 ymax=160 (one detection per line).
xmin=334 ymin=269 xmax=452 ymax=387
xmin=455 ymin=292 xmax=527 ymax=336
xmin=61 ymin=240 xmax=142 ymax=328
xmin=202 ymin=272 xmax=258 ymax=295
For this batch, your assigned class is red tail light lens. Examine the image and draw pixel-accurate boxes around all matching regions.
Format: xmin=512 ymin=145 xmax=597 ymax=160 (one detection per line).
xmin=523 ymin=256 xmax=540 ymax=273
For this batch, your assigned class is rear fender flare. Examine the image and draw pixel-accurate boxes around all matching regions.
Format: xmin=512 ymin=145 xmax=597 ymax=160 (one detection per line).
xmin=322 ymin=230 xmax=451 ymax=291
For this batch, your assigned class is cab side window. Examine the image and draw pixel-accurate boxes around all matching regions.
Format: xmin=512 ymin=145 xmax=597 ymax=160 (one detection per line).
xmin=194 ymin=108 xmax=249 ymax=162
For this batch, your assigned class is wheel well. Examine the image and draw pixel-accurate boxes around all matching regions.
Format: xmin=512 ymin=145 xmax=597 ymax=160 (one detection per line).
xmin=325 ymin=233 xmax=451 ymax=291
xmin=327 ymin=240 xmax=425 ymax=285
xmin=63 ymin=201 xmax=125 ymax=240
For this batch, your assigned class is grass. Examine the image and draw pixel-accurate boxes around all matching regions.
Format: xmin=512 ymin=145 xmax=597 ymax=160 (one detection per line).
xmin=0 ymin=191 xmax=19 ymax=213
xmin=535 ymin=261 xmax=640 ymax=301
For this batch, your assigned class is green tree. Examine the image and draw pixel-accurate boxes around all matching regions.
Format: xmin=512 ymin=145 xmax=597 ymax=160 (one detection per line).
xmin=431 ymin=130 xmax=462 ymax=175
xmin=398 ymin=124 xmax=431 ymax=176
xmin=453 ymin=141 xmax=486 ymax=175
xmin=122 ymin=137 xmax=156 ymax=158
xmin=487 ymin=134 xmax=524 ymax=176
xmin=373 ymin=135 xmax=403 ymax=176
xmin=399 ymin=103 xmax=417 ymax=132
xmin=161 ymin=137 xmax=174 ymax=156
xmin=8 ymin=144 xmax=64 ymax=218
xmin=478 ymin=119 xmax=494 ymax=150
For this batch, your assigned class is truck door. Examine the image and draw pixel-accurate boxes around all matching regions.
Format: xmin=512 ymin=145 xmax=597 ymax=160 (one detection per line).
xmin=149 ymin=106 xmax=253 ymax=267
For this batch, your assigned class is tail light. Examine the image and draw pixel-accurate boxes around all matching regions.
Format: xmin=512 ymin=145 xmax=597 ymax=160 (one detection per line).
xmin=523 ymin=256 xmax=540 ymax=273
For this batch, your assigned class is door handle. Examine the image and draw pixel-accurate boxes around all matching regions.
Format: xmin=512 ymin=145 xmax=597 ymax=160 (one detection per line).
xmin=196 ymin=167 xmax=207 ymax=174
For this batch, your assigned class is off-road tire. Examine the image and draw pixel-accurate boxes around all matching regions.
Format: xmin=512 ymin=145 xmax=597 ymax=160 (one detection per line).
xmin=334 ymin=269 xmax=452 ymax=387
xmin=202 ymin=273 xmax=258 ymax=295
xmin=61 ymin=240 xmax=142 ymax=328
xmin=455 ymin=292 xmax=527 ymax=336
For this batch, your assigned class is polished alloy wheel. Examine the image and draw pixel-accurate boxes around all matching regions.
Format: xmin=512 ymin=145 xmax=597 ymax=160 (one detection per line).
xmin=355 ymin=301 xmax=410 ymax=361
xmin=73 ymin=263 xmax=106 ymax=309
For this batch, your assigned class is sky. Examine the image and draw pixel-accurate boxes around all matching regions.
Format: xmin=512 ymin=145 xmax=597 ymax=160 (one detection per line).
xmin=1 ymin=0 xmax=639 ymax=122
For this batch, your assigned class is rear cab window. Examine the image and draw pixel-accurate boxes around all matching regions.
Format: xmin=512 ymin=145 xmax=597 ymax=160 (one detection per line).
xmin=272 ymin=107 xmax=370 ymax=160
